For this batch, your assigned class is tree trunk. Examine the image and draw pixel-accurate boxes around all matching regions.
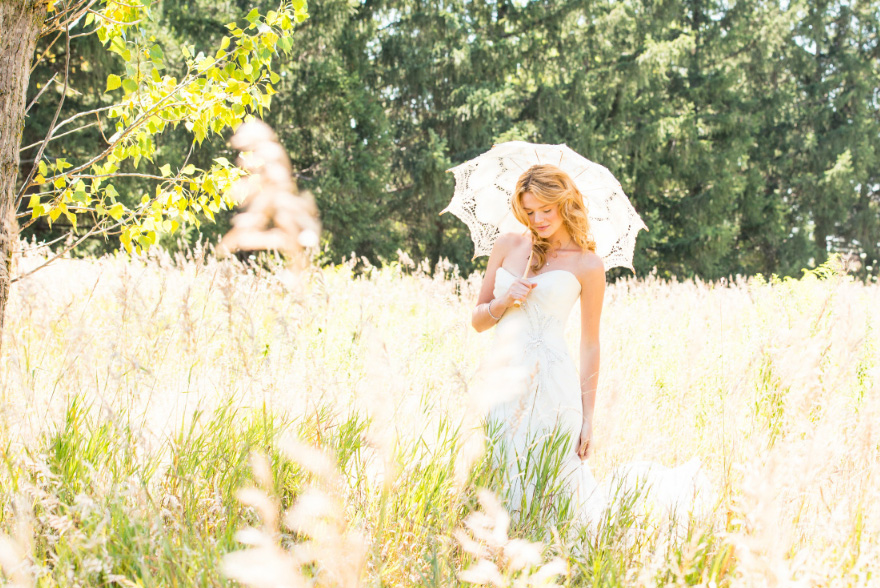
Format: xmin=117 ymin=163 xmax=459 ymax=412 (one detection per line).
xmin=0 ymin=1 xmax=45 ymax=348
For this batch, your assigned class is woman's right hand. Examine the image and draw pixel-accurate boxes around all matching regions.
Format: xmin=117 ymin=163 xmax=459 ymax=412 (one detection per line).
xmin=502 ymin=278 xmax=537 ymax=307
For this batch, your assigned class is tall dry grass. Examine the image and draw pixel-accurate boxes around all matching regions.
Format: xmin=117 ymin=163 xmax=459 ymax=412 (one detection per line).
xmin=0 ymin=247 xmax=877 ymax=586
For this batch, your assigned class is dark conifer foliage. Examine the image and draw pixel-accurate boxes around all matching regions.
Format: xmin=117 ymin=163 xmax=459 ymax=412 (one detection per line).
xmin=20 ymin=0 xmax=880 ymax=279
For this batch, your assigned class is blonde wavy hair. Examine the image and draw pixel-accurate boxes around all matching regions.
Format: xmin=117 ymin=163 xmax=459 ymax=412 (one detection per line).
xmin=511 ymin=164 xmax=596 ymax=271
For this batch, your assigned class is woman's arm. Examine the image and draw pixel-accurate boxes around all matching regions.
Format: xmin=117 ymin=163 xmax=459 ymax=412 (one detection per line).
xmin=471 ymin=233 xmax=534 ymax=332
xmin=577 ymin=255 xmax=606 ymax=458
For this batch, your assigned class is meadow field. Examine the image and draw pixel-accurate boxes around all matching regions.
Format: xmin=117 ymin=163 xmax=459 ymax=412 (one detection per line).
xmin=1 ymin=249 xmax=878 ymax=587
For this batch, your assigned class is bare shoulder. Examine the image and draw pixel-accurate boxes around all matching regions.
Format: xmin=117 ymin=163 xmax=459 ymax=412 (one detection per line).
xmin=491 ymin=231 xmax=530 ymax=258
xmin=575 ymin=250 xmax=606 ymax=285
xmin=494 ymin=231 xmax=529 ymax=250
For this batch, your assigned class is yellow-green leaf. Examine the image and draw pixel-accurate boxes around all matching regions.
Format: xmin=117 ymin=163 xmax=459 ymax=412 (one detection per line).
xmin=106 ymin=74 xmax=122 ymax=92
xmin=159 ymin=164 xmax=172 ymax=177
xmin=108 ymin=203 xmax=125 ymax=220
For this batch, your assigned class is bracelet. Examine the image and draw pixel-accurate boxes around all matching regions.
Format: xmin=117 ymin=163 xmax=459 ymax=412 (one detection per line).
xmin=487 ymin=299 xmax=502 ymax=321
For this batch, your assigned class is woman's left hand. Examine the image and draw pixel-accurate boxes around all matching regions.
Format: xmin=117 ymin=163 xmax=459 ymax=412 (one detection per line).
xmin=577 ymin=420 xmax=593 ymax=460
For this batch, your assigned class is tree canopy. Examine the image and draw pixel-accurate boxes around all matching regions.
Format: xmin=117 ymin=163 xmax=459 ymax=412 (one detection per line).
xmin=18 ymin=0 xmax=880 ymax=280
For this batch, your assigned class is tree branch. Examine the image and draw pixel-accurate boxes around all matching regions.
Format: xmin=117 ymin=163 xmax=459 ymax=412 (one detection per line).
xmin=11 ymin=218 xmax=121 ymax=284
xmin=16 ymin=22 xmax=72 ymax=210
xmin=25 ymin=72 xmax=58 ymax=114
xmin=30 ymin=30 xmax=64 ymax=73
xmin=20 ymin=120 xmax=100 ymax=152
xmin=45 ymin=103 xmax=121 ymax=138
xmin=17 ymin=77 xmax=193 ymax=201
xmin=41 ymin=0 xmax=100 ymax=37
xmin=70 ymin=26 xmax=101 ymax=39
xmin=86 ymin=8 xmax=143 ymax=27
xmin=72 ymin=172 xmax=177 ymax=182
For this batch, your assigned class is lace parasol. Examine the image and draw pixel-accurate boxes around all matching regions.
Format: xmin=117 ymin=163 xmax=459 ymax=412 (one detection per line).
xmin=442 ymin=141 xmax=647 ymax=271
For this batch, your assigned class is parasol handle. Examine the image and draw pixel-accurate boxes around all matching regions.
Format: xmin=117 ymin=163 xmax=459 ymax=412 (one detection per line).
xmin=513 ymin=248 xmax=534 ymax=307
xmin=522 ymin=248 xmax=533 ymax=279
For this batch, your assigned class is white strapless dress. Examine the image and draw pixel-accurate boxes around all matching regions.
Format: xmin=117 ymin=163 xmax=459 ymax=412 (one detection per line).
xmin=487 ymin=267 xmax=709 ymax=528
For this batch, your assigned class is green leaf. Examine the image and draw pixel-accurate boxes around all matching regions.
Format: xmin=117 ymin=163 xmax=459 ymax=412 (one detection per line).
xmin=159 ymin=164 xmax=172 ymax=177
xmin=73 ymin=181 xmax=89 ymax=203
xmin=122 ymin=78 xmax=138 ymax=94
xmin=245 ymin=9 xmax=260 ymax=24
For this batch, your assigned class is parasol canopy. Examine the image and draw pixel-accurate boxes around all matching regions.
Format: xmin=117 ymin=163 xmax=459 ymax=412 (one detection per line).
xmin=443 ymin=141 xmax=647 ymax=270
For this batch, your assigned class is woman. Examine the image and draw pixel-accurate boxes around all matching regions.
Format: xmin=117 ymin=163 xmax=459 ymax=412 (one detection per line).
xmin=472 ymin=164 xmax=706 ymax=524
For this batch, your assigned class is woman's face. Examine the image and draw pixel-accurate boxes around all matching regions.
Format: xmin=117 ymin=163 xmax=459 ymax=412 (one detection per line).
xmin=521 ymin=192 xmax=564 ymax=239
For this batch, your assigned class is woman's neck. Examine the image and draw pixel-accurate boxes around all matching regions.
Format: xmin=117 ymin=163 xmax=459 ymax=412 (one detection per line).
xmin=547 ymin=229 xmax=573 ymax=251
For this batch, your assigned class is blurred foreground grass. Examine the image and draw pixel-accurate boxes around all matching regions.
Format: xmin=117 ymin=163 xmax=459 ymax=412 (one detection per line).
xmin=1 ymin=250 xmax=878 ymax=586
